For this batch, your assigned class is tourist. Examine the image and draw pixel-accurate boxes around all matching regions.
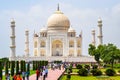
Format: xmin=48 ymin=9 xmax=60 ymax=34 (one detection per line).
xmin=0 ymin=77 xmax=1 ymax=80
xmin=5 ymin=74 xmax=8 ymax=80
xmin=16 ymin=74 xmax=22 ymax=80
xmin=6 ymin=74 xmax=10 ymax=80
xmin=42 ymin=69 xmax=46 ymax=80
xmin=45 ymin=68 xmax=48 ymax=77
xmin=58 ymin=63 xmax=61 ymax=70
xmin=26 ymin=71 xmax=30 ymax=80
xmin=36 ymin=69 xmax=40 ymax=80
xmin=22 ymin=71 xmax=26 ymax=80
xmin=13 ymin=74 xmax=17 ymax=80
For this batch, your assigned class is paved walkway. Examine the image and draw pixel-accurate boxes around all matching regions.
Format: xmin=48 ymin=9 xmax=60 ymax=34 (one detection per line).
xmin=29 ymin=69 xmax=64 ymax=80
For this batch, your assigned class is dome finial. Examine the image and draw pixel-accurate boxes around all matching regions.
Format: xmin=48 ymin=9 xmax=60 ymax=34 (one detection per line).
xmin=98 ymin=17 xmax=102 ymax=23
xmin=57 ymin=3 xmax=60 ymax=11
xmin=11 ymin=18 xmax=15 ymax=23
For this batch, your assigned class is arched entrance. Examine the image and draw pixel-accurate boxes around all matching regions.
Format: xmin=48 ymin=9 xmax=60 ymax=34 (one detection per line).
xmin=52 ymin=40 xmax=63 ymax=56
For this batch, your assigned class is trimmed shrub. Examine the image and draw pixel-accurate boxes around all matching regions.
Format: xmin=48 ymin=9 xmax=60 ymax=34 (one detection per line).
xmin=44 ymin=61 xmax=48 ymax=66
xmin=78 ymin=68 xmax=88 ymax=76
xmin=67 ymin=68 xmax=72 ymax=73
xmin=32 ymin=61 xmax=34 ymax=70
xmin=27 ymin=63 xmax=30 ymax=72
xmin=91 ymin=69 xmax=102 ymax=76
xmin=69 ymin=68 xmax=72 ymax=73
xmin=92 ymin=65 xmax=98 ymax=69
xmin=20 ymin=61 xmax=24 ymax=72
xmin=16 ymin=61 xmax=19 ymax=74
xmin=76 ymin=64 xmax=82 ymax=69
xmin=11 ymin=61 xmax=15 ymax=76
xmin=5 ymin=61 xmax=8 ymax=75
xmin=23 ymin=61 xmax=26 ymax=72
xmin=118 ymin=70 xmax=120 ymax=73
xmin=84 ymin=65 xmax=90 ymax=69
xmin=69 ymin=64 xmax=73 ymax=70
xmin=67 ymin=73 xmax=71 ymax=80
xmin=105 ymin=68 xmax=116 ymax=76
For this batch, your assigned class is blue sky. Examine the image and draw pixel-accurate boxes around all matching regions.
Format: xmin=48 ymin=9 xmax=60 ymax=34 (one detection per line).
xmin=0 ymin=0 xmax=120 ymax=58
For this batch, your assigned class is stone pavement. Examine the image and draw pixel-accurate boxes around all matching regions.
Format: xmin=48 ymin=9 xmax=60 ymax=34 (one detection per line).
xmin=29 ymin=69 xmax=64 ymax=80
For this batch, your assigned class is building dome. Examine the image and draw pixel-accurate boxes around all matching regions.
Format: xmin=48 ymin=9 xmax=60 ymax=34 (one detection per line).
xmin=34 ymin=34 xmax=38 ymax=37
xmin=47 ymin=6 xmax=70 ymax=31
xmin=68 ymin=27 xmax=75 ymax=32
xmin=40 ymin=27 xmax=47 ymax=32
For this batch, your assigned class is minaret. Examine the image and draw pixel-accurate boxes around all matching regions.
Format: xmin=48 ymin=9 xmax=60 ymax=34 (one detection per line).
xmin=91 ymin=29 xmax=96 ymax=46
xmin=57 ymin=3 xmax=60 ymax=11
xmin=25 ymin=29 xmax=29 ymax=57
xmin=97 ymin=18 xmax=103 ymax=45
xmin=9 ymin=19 xmax=16 ymax=61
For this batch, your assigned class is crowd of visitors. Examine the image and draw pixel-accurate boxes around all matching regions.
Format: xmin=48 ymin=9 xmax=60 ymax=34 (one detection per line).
xmin=35 ymin=62 xmax=66 ymax=80
xmin=36 ymin=66 xmax=48 ymax=80
xmin=5 ymin=70 xmax=30 ymax=80
xmin=4 ymin=62 xmax=66 ymax=80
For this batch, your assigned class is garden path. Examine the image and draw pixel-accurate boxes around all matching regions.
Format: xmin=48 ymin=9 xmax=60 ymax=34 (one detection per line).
xmin=29 ymin=69 xmax=64 ymax=80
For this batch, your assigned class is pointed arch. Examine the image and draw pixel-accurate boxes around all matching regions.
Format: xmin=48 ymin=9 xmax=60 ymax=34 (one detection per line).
xmin=34 ymin=41 xmax=37 ymax=48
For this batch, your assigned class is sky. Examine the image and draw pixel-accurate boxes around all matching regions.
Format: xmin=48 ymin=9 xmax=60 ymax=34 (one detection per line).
xmin=0 ymin=0 xmax=120 ymax=58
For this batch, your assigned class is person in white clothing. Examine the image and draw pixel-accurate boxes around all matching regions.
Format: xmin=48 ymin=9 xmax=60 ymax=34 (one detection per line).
xmin=42 ymin=69 xmax=46 ymax=80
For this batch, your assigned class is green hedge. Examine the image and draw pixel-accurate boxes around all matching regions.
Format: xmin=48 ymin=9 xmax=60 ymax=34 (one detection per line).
xmin=90 ymin=69 xmax=102 ymax=76
xmin=76 ymin=64 xmax=83 ymax=69
xmin=105 ymin=68 xmax=116 ymax=76
xmin=78 ymin=68 xmax=88 ymax=76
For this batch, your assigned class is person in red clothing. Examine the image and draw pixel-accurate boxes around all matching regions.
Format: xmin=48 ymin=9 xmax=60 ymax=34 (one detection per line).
xmin=36 ymin=69 xmax=40 ymax=80
xmin=13 ymin=74 xmax=17 ymax=80
xmin=16 ymin=74 xmax=22 ymax=80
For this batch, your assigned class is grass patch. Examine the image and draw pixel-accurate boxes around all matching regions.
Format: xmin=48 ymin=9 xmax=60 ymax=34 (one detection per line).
xmin=30 ymin=70 xmax=35 ymax=75
xmin=60 ymin=75 xmax=120 ymax=80
xmin=71 ymin=68 xmax=79 ymax=73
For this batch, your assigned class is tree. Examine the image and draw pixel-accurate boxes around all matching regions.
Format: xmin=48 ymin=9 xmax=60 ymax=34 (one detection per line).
xmin=33 ymin=61 xmax=35 ymax=70
xmin=101 ymin=44 xmax=120 ymax=68
xmin=88 ymin=44 xmax=102 ymax=66
xmin=27 ymin=63 xmax=30 ymax=72
xmin=88 ymin=44 xmax=96 ymax=56
xmin=16 ymin=61 xmax=19 ymax=74
xmin=89 ymin=43 xmax=120 ymax=69
xmin=11 ymin=61 xmax=15 ymax=76
xmin=23 ymin=61 xmax=26 ymax=72
xmin=0 ymin=61 xmax=2 ymax=79
xmin=5 ymin=61 xmax=8 ymax=75
xmin=20 ymin=61 xmax=23 ymax=72
xmin=95 ymin=45 xmax=105 ymax=66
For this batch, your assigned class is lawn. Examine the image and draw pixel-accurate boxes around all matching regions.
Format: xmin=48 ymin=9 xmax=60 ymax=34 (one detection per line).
xmin=62 ymin=68 xmax=120 ymax=80
xmin=71 ymin=68 xmax=79 ymax=73
xmin=71 ymin=68 xmax=120 ymax=74
xmin=60 ymin=75 xmax=120 ymax=80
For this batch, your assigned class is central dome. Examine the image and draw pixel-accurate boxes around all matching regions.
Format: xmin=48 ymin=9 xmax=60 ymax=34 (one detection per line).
xmin=47 ymin=7 xmax=70 ymax=31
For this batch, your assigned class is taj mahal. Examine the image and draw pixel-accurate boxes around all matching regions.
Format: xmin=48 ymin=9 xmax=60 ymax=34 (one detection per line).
xmin=9 ymin=5 xmax=103 ymax=62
